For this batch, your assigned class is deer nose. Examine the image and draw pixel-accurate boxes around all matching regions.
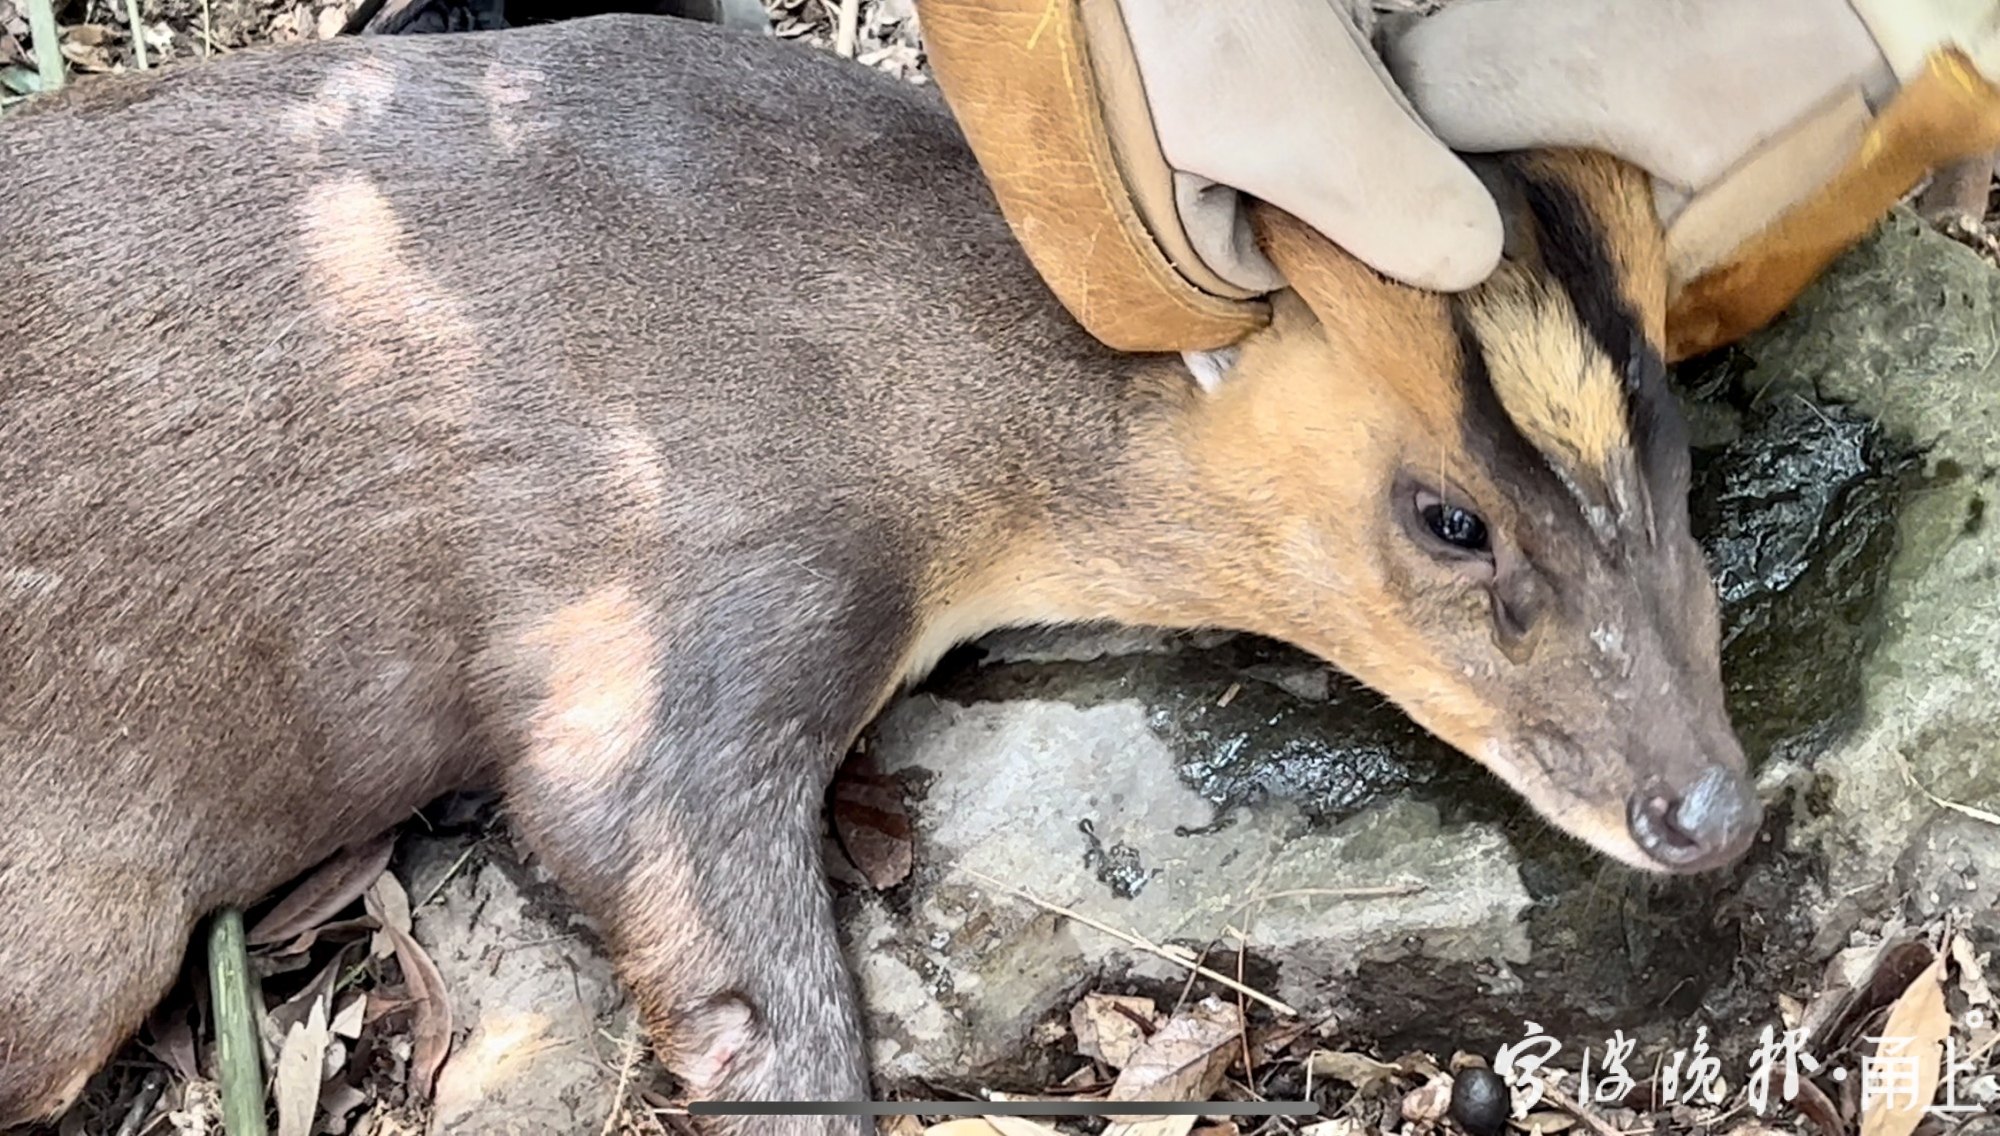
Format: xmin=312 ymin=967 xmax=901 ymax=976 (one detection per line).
xmin=1627 ymin=767 xmax=1761 ymax=871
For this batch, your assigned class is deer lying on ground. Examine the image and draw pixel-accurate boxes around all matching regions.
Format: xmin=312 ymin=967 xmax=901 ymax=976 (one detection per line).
xmin=2 ymin=13 xmax=1991 ymax=1135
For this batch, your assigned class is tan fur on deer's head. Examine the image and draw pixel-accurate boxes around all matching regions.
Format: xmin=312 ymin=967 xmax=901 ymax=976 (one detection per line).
xmin=1104 ymin=150 xmax=1756 ymax=874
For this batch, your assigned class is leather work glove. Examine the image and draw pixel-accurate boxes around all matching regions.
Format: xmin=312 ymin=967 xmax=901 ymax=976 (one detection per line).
xmin=1384 ymin=0 xmax=2000 ymax=360
xmin=916 ymin=0 xmax=1500 ymax=351
xmin=916 ymin=0 xmax=2000 ymax=359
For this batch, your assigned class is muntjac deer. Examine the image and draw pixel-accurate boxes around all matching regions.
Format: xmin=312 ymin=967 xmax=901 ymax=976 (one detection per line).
xmin=4 ymin=12 xmax=1980 ymax=1134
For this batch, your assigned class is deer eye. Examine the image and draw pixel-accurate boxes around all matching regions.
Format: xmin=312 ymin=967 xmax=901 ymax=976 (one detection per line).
xmin=1420 ymin=500 xmax=1491 ymax=554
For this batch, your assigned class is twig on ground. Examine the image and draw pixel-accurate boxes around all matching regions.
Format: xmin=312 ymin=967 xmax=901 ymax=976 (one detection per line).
xmin=1539 ymin=1082 xmax=1628 ymax=1136
xmin=599 ymin=1026 xmax=645 ymax=1136
xmin=415 ymin=840 xmax=483 ymax=909
xmin=114 ymin=1068 xmax=170 ymax=1136
xmin=962 ymin=868 xmax=1298 ymax=1017
xmin=1894 ymin=748 xmax=2000 ymax=827
xmin=25 ymin=0 xmax=62 ymax=91
xmin=209 ymin=908 xmax=271 ymax=1136
xmin=1232 ymin=924 xmax=1254 ymax=1084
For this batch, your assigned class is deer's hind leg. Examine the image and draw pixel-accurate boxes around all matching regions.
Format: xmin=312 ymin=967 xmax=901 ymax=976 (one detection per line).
xmin=494 ymin=582 xmax=885 ymax=1136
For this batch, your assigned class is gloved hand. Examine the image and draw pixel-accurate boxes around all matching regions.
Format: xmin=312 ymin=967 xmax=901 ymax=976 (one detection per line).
xmin=1096 ymin=0 xmax=1506 ymax=297
xmin=1383 ymin=0 xmax=2000 ymax=356
xmin=916 ymin=0 xmax=1501 ymax=352
xmin=916 ymin=0 xmax=2000 ymax=354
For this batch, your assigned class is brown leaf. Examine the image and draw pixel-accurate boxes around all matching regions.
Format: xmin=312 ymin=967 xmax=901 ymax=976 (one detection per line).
xmin=312 ymin=5 xmax=346 ymax=38
xmin=831 ymin=754 xmax=913 ymax=890
xmin=330 ymin=992 xmax=367 ymax=1040
xmin=142 ymin=1002 xmax=202 ymax=1084
xmin=56 ymin=38 xmax=113 ymax=72
xmin=248 ymin=834 xmax=396 ymax=947
xmin=1073 ymin=994 xmax=1158 ymax=1069
xmin=1101 ymin=1119 xmax=1196 ymax=1136
xmin=274 ymin=997 xmax=332 ymax=1136
xmin=987 ymin=1122 xmax=1069 ymax=1136
xmin=376 ymin=918 xmax=451 ymax=1098
xmin=1950 ymin=932 xmax=1992 ymax=1008
xmin=1308 ymin=1050 xmax=1402 ymax=1093
xmin=268 ymin=945 xmax=356 ymax=1047
xmin=276 ymin=915 xmax=381 ymax=959
xmin=1400 ymin=1076 xmax=1450 ymax=1123
xmin=314 ymin=1082 xmax=370 ymax=1135
xmin=1790 ymin=1074 xmax=1845 ymax=1136
xmin=1810 ymin=936 xmax=1934 ymax=1053
xmin=1859 ymin=957 xmax=1950 ymax=1136
xmin=363 ymin=871 xmax=413 ymax=960
xmin=1107 ymin=997 xmax=1241 ymax=1112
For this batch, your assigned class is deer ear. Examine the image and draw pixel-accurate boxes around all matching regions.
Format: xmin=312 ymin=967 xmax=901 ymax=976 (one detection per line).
xmin=1249 ymin=202 xmax=1453 ymax=344
xmin=1249 ymin=201 xmax=1457 ymax=384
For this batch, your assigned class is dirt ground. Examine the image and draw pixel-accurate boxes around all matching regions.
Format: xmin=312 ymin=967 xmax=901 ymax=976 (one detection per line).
xmin=6 ymin=2 xmax=2000 ymax=1135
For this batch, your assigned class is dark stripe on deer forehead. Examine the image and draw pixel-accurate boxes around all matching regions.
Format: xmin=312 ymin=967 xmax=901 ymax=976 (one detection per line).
xmin=1450 ymin=309 xmax=1586 ymax=529
xmin=1509 ymin=164 xmax=1689 ymax=489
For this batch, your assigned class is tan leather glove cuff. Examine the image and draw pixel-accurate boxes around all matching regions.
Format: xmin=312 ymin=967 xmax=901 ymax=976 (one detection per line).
xmin=1668 ymin=45 xmax=2000 ymax=360
xmin=915 ymin=0 xmax=1267 ymax=353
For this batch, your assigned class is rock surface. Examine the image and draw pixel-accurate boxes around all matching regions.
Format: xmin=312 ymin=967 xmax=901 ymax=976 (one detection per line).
xmin=1726 ymin=213 xmax=2000 ymax=906
xmin=846 ymin=692 xmax=1531 ymax=1087
xmin=403 ymin=837 xmax=636 ymax=1136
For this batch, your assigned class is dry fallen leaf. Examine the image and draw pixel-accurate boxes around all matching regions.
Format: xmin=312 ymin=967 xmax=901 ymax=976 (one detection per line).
xmin=267 ymin=945 xmax=355 ymax=1049
xmin=248 ymin=834 xmax=396 ymax=947
xmin=1790 ymin=1073 xmax=1845 ymax=1136
xmin=314 ymin=1082 xmax=370 ymax=1135
xmin=142 ymin=1002 xmax=202 ymax=1084
xmin=1400 ymin=1075 xmax=1451 ymax=1123
xmin=1300 ymin=1121 xmax=1372 ymax=1136
xmin=1107 ymin=996 xmax=1241 ymax=1113
xmin=274 ymin=996 xmax=332 ymax=1136
xmin=1308 ymin=1050 xmax=1403 ymax=1093
xmin=1951 ymin=933 xmax=1992 ymax=1007
xmin=377 ymin=918 xmax=452 ymax=1098
xmin=1859 ymin=956 xmax=1950 ymax=1136
xmin=364 ymin=871 xmax=414 ymax=960
xmin=275 ymin=915 xmax=381 ymax=959
xmin=1102 ymin=1118 xmax=1197 ymax=1136
xmin=330 ymin=991 xmax=367 ymax=1040
xmin=988 ymin=1121 xmax=1068 ymax=1136
xmin=830 ymin=753 xmax=913 ymax=890
xmin=1073 ymin=993 xmax=1159 ymax=1069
